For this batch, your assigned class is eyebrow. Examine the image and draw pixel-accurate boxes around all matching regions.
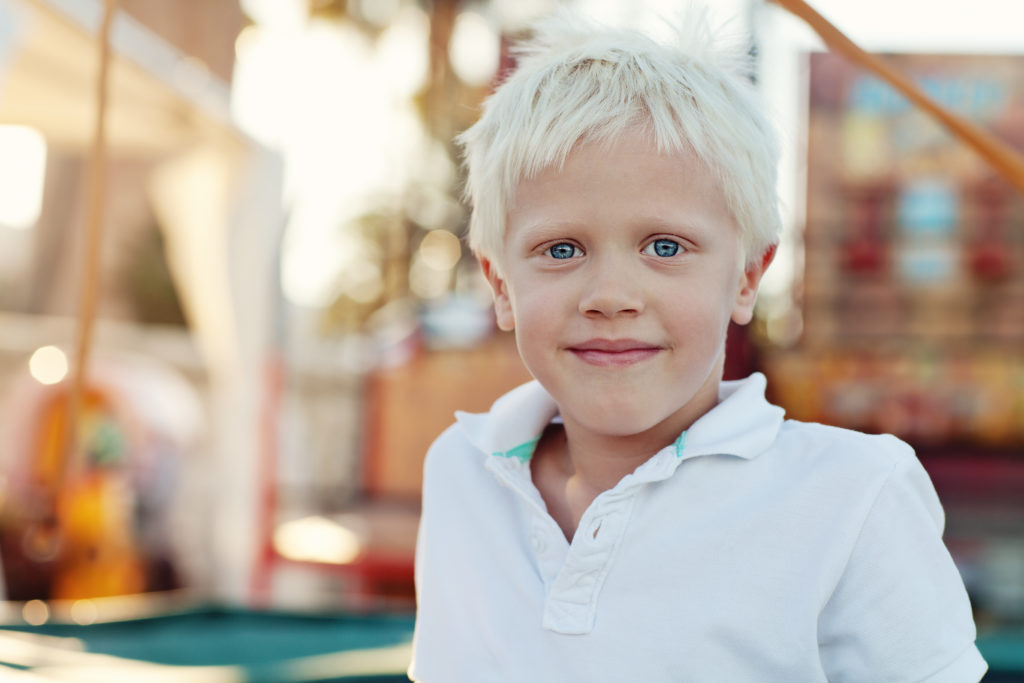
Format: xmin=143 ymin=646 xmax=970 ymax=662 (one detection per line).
xmin=515 ymin=214 xmax=711 ymax=233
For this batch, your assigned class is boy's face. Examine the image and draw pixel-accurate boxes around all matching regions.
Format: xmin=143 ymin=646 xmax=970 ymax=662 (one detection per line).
xmin=481 ymin=127 xmax=772 ymax=442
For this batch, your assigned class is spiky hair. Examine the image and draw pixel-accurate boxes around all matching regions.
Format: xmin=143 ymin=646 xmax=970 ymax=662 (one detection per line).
xmin=458 ymin=7 xmax=781 ymax=268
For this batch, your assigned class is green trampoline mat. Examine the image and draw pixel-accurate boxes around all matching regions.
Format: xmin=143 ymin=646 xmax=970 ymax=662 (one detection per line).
xmin=0 ymin=607 xmax=415 ymax=682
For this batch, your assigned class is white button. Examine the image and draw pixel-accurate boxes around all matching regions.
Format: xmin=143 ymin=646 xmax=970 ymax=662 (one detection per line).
xmin=531 ymin=533 xmax=546 ymax=554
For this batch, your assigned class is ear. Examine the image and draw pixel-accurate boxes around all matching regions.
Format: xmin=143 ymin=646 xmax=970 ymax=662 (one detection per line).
xmin=731 ymin=244 xmax=776 ymax=326
xmin=480 ymin=256 xmax=515 ymax=332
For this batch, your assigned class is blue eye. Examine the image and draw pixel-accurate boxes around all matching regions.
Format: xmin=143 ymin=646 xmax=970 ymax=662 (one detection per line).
xmin=547 ymin=243 xmax=580 ymax=259
xmin=644 ymin=239 xmax=682 ymax=257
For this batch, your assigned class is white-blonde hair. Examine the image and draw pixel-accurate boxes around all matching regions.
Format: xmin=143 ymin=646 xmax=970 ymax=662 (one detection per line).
xmin=458 ymin=8 xmax=780 ymax=268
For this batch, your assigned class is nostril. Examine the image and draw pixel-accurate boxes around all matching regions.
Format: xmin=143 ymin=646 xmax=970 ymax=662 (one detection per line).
xmin=583 ymin=306 xmax=640 ymax=317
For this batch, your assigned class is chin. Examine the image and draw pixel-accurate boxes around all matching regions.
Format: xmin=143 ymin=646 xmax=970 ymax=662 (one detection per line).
xmin=570 ymin=402 xmax=668 ymax=439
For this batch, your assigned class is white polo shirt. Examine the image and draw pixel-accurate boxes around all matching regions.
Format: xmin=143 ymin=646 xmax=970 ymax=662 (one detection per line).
xmin=409 ymin=373 xmax=986 ymax=682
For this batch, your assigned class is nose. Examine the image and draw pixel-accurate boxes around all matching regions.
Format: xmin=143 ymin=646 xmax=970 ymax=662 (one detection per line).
xmin=577 ymin=258 xmax=644 ymax=318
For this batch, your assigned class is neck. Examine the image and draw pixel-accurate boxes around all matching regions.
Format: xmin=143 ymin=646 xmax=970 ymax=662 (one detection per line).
xmin=559 ymin=371 xmax=722 ymax=491
xmin=557 ymin=406 xmax=698 ymax=493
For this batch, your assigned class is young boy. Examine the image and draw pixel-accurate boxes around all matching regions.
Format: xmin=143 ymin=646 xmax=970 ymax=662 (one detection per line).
xmin=410 ymin=10 xmax=985 ymax=682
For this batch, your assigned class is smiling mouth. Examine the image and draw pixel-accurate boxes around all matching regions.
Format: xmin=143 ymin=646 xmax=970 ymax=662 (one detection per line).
xmin=567 ymin=339 xmax=662 ymax=367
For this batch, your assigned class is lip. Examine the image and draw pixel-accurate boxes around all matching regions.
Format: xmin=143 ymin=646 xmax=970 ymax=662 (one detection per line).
xmin=567 ymin=338 xmax=662 ymax=367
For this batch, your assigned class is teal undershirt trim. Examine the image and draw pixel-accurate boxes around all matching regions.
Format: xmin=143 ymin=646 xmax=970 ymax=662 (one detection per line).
xmin=495 ymin=433 xmax=686 ymax=462
xmin=493 ymin=438 xmax=540 ymax=463
xmin=674 ymin=431 xmax=687 ymax=458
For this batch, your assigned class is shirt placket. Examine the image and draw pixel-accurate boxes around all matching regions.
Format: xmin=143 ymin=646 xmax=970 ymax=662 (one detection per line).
xmin=542 ymin=488 xmax=637 ymax=634
xmin=485 ymin=445 xmax=683 ymax=634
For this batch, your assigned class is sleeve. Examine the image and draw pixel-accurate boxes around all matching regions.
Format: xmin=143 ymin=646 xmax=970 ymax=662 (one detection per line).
xmin=817 ymin=436 xmax=988 ymax=683
xmin=407 ymin=432 xmax=444 ymax=683
xmin=408 ymin=424 xmax=467 ymax=683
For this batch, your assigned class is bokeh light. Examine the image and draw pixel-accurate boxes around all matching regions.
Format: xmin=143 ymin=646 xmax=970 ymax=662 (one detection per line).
xmin=449 ymin=10 xmax=500 ymax=87
xmin=28 ymin=346 xmax=69 ymax=385
xmin=22 ymin=600 xmax=49 ymax=626
xmin=70 ymin=600 xmax=98 ymax=626
xmin=273 ymin=516 xmax=361 ymax=565
xmin=418 ymin=230 xmax=462 ymax=272
xmin=0 ymin=125 xmax=47 ymax=230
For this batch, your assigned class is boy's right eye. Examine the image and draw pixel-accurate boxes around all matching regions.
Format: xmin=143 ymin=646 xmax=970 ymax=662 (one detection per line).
xmin=546 ymin=243 xmax=580 ymax=259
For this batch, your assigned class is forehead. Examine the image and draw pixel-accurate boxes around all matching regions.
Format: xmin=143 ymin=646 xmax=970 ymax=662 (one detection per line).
xmin=507 ymin=128 xmax=733 ymax=235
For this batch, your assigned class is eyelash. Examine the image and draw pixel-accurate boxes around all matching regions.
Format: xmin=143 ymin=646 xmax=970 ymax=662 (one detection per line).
xmin=541 ymin=237 xmax=686 ymax=261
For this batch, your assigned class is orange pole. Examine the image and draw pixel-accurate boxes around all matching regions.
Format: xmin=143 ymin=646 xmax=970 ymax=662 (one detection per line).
xmin=770 ymin=0 xmax=1024 ymax=195
xmin=64 ymin=0 xmax=119 ymax=479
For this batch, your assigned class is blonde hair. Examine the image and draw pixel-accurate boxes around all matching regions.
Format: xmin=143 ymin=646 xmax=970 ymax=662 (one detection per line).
xmin=458 ymin=8 xmax=780 ymax=268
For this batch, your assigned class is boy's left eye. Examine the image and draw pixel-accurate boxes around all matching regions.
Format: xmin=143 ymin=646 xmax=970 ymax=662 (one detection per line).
xmin=642 ymin=238 xmax=682 ymax=258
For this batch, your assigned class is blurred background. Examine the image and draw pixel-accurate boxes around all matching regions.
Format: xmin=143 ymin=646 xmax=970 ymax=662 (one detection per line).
xmin=0 ymin=0 xmax=1021 ymax=680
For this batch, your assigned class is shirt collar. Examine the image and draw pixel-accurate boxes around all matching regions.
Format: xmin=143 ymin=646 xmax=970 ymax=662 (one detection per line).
xmin=455 ymin=372 xmax=784 ymax=465
xmin=454 ymin=380 xmax=559 ymax=461
xmin=682 ymin=372 xmax=785 ymax=460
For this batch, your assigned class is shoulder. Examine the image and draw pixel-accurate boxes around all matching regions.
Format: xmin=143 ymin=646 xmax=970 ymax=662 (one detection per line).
xmin=422 ymin=421 xmax=481 ymax=491
xmin=771 ymin=421 xmax=940 ymax=521
xmin=775 ymin=420 xmax=916 ymax=476
xmin=778 ymin=419 xmax=911 ymax=458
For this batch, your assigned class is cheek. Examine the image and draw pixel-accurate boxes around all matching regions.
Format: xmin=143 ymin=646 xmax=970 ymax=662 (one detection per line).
xmin=508 ymin=287 xmax=566 ymax=364
xmin=664 ymin=286 xmax=735 ymax=344
xmin=511 ymin=296 xmax=554 ymax=339
xmin=510 ymin=279 xmax=566 ymax=318
xmin=713 ymin=265 xmax=746 ymax=322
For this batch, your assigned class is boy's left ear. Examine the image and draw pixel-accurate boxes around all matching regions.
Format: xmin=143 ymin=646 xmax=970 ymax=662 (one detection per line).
xmin=731 ymin=244 xmax=777 ymax=326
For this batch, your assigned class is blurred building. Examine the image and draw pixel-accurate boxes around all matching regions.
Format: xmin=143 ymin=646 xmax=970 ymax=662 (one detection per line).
xmin=0 ymin=0 xmax=283 ymax=607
